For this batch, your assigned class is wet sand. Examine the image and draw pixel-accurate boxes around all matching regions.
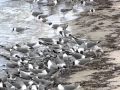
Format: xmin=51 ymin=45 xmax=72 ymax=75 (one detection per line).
xmin=64 ymin=0 xmax=120 ymax=90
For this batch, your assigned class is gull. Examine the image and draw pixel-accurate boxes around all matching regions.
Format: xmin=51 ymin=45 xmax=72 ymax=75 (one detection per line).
xmin=12 ymin=27 xmax=30 ymax=33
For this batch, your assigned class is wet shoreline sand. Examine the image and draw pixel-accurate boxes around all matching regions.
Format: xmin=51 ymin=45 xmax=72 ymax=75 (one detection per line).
xmin=64 ymin=0 xmax=120 ymax=89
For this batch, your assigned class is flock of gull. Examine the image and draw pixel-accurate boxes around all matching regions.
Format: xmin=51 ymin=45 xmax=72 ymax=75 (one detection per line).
xmin=0 ymin=0 xmax=103 ymax=90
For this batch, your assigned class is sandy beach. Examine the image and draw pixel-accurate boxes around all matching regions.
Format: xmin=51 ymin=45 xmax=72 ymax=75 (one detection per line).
xmin=64 ymin=0 xmax=120 ymax=89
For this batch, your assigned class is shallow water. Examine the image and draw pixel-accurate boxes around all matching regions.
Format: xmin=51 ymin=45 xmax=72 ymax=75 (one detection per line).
xmin=0 ymin=0 xmax=84 ymax=46
xmin=0 ymin=0 xmax=85 ymax=70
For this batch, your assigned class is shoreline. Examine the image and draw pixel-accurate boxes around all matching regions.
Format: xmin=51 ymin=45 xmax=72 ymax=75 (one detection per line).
xmin=65 ymin=0 xmax=120 ymax=89
xmin=0 ymin=0 xmax=120 ymax=89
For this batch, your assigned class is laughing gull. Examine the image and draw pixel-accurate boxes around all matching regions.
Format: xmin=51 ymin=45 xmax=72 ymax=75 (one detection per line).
xmin=55 ymin=55 xmax=66 ymax=68
xmin=51 ymin=24 xmax=60 ymax=29
xmin=47 ymin=22 xmax=68 ymax=36
xmin=70 ymin=52 xmax=85 ymax=59
xmin=13 ymin=44 xmax=30 ymax=54
xmin=27 ymin=42 xmax=36 ymax=49
xmin=12 ymin=27 xmax=30 ymax=33
xmin=85 ymin=40 xmax=101 ymax=49
xmin=89 ymin=8 xmax=95 ymax=14
xmin=80 ymin=0 xmax=97 ymax=6
xmin=69 ymin=34 xmax=85 ymax=45
xmin=54 ymin=0 xmax=58 ymax=5
xmin=86 ymin=0 xmax=97 ymax=6
xmin=42 ymin=0 xmax=58 ymax=6
xmin=8 ymin=79 xmax=27 ymax=90
xmin=0 ymin=79 xmax=4 ymax=88
xmin=47 ymin=60 xmax=58 ymax=69
xmin=28 ymin=63 xmax=34 ymax=70
xmin=60 ymin=8 xmax=72 ymax=14
xmin=30 ymin=83 xmax=38 ymax=90
xmin=32 ymin=11 xmax=43 ymax=17
xmin=38 ymin=83 xmax=46 ymax=90
xmin=38 ymin=16 xmax=48 ymax=22
xmin=39 ymin=79 xmax=53 ymax=87
xmin=60 ymin=24 xmax=68 ymax=31
xmin=89 ymin=45 xmax=103 ymax=57
xmin=39 ymin=38 xmax=57 ymax=45
xmin=6 ymin=60 xmax=22 ymax=68
xmin=73 ymin=57 xmax=93 ymax=66
xmin=77 ymin=47 xmax=85 ymax=54
xmin=20 ymin=70 xmax=33 ymax=80
xmin=38 ymin=14 xmax=48 ymax=19
xmin=37 ymin=70 xmax=48 ymax=78
xmin=80 ymin=0 xmax=86 ymax=6
xmin=36 ymin=0 xmax=48 ymax=4
xmin=60 ymin=8 xmax=72 ymax=17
